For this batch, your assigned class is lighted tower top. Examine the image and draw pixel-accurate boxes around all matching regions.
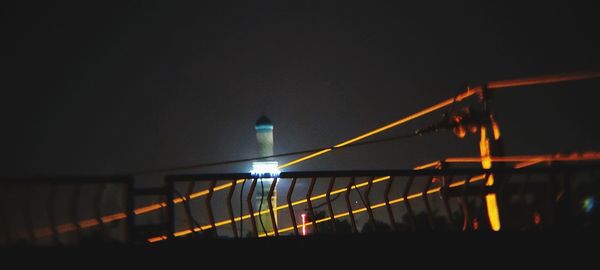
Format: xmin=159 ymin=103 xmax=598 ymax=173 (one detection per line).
xmin=255 ymin=115 xmax=273 ymax=132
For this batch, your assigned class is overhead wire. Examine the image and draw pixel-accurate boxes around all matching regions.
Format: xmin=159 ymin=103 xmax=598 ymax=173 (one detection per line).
xmin=29 ymin=70 xmax=600 ymax=239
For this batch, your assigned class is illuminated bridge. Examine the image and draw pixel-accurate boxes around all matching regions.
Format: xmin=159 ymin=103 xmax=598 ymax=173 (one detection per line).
xmin=2 ymin=71 xmax=600 ymax=251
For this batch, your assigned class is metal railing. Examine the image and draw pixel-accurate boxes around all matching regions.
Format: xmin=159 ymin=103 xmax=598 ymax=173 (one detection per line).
xmin=2 ymin=163 xmax=598 ymax=247
xmin=0 ymin=176 xmax=133 ymax=246
xmin=155 ymin=163 xmax=600 ymax=242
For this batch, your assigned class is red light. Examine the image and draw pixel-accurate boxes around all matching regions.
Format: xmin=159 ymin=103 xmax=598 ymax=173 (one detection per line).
xmin=533 ymin=211 xmax=541 ymax=225
xmin=472 ymin=218 xmax=479 ymax=230
xmin=301 ymin=213 xmax=307 ymax=236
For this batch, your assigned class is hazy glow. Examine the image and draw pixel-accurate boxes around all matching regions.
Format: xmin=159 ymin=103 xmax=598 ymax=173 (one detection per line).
xmin=251 ymin=161 xmax=280 ymax=178
xmin=583 ymin=197 xmax=595 ymax=213
xmin=533 ymin=212 xmax=542 ymax=225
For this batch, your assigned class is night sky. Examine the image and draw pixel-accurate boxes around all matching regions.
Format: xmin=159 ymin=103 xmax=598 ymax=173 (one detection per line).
xmin=2 ymin=1 xmax=600 ymax=181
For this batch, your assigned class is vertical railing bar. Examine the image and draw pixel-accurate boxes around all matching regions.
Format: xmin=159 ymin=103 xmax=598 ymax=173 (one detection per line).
xmin=125 ymin=178 xmax=134 ymax=244
xmin=422 ymin=176 xmax=435 ymax=230
xmin=173 ymin=186 xmax=201 ymax=238
xmin=403 ymin=176 xmax=417 ymax=231
xmin=246 ymin=178 xmax=258 ymax=237
xmin=326 ymin=177 xmax=337 ymax=233
xmin=364 ymin=177 xmax=377 ymax=232
xmin=0 ymin=184 xmax=10 ymax=245
xmin=166 ymin=179 xmax=175 ymax=240
xmin=306 ymin=177 xmax=318 ymax=234
xmin=460 ymin=175 xmax=474 ymax=231
xmin=441 ymin=175 xmax=455 ymax=230
xmin=206 ymin=180 xmax=217 ymax=237
xmin=239 ymin=179 xmax=247 ymax=238
xmin=226 ymin=179 xmax=238 ymax=238
xmin=287 ymin=178 xmax=299 ymax=236
xmin=71 ymin=183 xmax=83 ymax=240
xmin=94 ymin=183 xmax=107 ymax=237
xmin=267 ymin=178 xmax=279 ymax=237
xmin=384 ymin=176 xmax=397 ymax=232
xmin=345 ymin=177 xmax=358 ymax=233
xmin=47 ymin=183 xmax=60 ymax=245
xmin=24 ymin=184 xmax=36 ymax=245
xmin=479 ymin=173 xmax=490 ymax=230
xmin=546 ymin=166 xmax=557 ymax=226
xmin=183 ymin=181 xmax=198 ymax=237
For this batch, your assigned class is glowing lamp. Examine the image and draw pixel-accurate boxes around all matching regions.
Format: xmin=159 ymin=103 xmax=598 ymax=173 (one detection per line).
xmin=251 ymin=161 xmax=280 ymax=178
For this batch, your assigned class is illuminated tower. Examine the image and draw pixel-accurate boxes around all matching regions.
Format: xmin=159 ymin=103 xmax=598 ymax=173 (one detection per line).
xmin=251 ymin=116 xmax=279 ymax=235
xmin=255 ymin=115 xmax=274 ymax=158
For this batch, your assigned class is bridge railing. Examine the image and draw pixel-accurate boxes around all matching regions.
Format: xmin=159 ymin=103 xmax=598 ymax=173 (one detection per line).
xmin=0 ymin=176 xmax=133 ymax=246
xmin=158 ymin=164 xmax=600 ymax=242
xmin=2 ymin=164 xmax=598 ymax=246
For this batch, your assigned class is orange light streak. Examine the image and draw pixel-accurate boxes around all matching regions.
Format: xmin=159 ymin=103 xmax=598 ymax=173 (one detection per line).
xmin=333 ymin=89 xmax=478 ymax=149
xmin=487 ymin=70 xmax=600 ymax=89
xmin=31 ymin=71 xmax=600 ymax=239
xmin=413 ymin=161 xmax=441 ymax=170
xmin=444 ymin=151 xmax=600 ymax=163
xmin=513 ymin=159 xmax=543 ymax=169
xmin=278 ymin=149 xmax=332 ymax=169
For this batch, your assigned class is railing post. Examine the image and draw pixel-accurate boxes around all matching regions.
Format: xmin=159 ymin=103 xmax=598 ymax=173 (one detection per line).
xmin=267 ymin=178 xmax=279 ymax=236
xmin=205 ymin=180 xmax=217 ymax=237
xmin=326 ymin=177 xmax=337 ymax=233
xmin=403 ymin=176 xmax=417 ymax=231
xmin=306 ymin=177 xmax=318 ymax=234
xmin=246 ymin=178 xmax=258 ymax=237
xmin=364 ymin=177 xmax=377 ymax=232
xmin=125 ymin=177 xmax=135 ymax=244
xmin=166 ymin=178 xmax=175 ymax=240
xmin=345 ymin=177 xmax=358 ymax=233
xmin=226 ymin=180 xmax=238 ymax=238
xmin=439 ymin=162 xmax=455 ymax=230
xmin=384 ymin=176 xmax=397 ymax=232
xmin=287 ymin=178 xmax=298 ymax=236
xmin=183 ymin=181 xmax=198 ymax=237
xmin=422 ymin=177 xmax=435 ymax=230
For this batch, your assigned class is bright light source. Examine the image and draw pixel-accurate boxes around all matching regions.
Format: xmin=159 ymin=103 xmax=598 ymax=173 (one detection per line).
xmin=251 ymin=161 xmax=280 ymax=178
xmin=301 ymin=213 xmax=307 ymax=236
xmin=583 ymin=196 xmax=595 ymax=214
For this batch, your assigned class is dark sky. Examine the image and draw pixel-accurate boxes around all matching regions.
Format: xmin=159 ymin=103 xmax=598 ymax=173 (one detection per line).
xmin=2 ymin=1 xmax=600 ymax=180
